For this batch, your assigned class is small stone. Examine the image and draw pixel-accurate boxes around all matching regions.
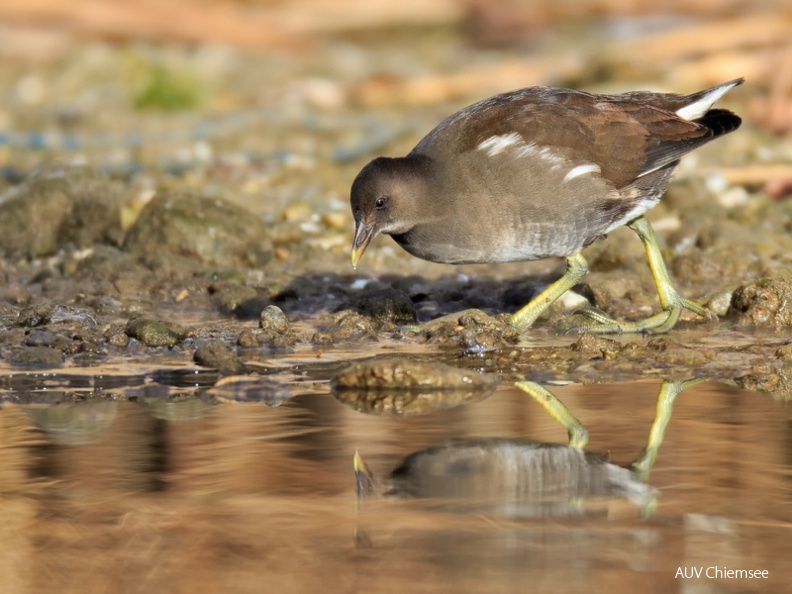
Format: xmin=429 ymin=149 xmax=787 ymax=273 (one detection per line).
xmin=347 ymin=288 xmax=417 ymax=326
xmin=706 ymin=290 xmax=734 ymax=317
xmin=255 ymin=305 xmax=299 ymax=347
xmin=322 ymin=311 xmax=377 ymax=342
xmin=194 ymin=340 xmax=246 ymax=374
xmin=18 ymin=304 xmax=52 ymax=328
xmin=125 ymin=318 xmax=184 ymax=347
xmin=571 ymin=333 xmax=623 ymax=359
xmin=24 ymin=330 xmax=58 ymax=347
xmin=237 ymin=328 xmax=260 ymax=348
xmin=331 ymin=358 xmax=498 ymax=417
xmin=260 ymin=305 xmax=290 ymax=334
xmin=11 ymin=346 xmax=64 ymax=367
xmin=424 ymin=309 xmax=519 ymax=350
xmin=106 ymin=329 xmax=130 ymax=347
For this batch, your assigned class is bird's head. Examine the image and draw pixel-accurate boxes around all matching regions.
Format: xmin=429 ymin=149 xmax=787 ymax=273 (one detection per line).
xmin=349 ymin=156 xmax=429 ymax=268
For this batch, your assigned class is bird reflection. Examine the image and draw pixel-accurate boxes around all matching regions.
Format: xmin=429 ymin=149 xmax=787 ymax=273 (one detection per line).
xmin=354 ymin=379 xmax=702 ymax=519
xmin=355 ymin=437 xmax=654 ymax=518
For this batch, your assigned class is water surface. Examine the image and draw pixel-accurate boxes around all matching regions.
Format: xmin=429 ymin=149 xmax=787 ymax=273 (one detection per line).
xmin=1 ymin=371 xmax=790 ymax=593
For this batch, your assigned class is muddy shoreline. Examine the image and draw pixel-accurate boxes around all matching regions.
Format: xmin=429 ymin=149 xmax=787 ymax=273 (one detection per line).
xmin=0 ymin=28 xmax=791 ymax=402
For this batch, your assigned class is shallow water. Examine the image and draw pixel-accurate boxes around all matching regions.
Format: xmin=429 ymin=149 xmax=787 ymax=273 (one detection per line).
xmin=1 ymin=369 xmax=791 ymax=593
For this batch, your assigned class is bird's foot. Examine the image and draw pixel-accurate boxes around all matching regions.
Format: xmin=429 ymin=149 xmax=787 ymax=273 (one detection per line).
xmin=570 ymin=296 xmax=715 ymax=335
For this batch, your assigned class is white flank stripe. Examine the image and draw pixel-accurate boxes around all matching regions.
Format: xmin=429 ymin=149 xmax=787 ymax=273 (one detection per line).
xmin=563 ymin=163 xmax=601 ymax=182
xmin=477 ymin=132 xmax=522 ymax=156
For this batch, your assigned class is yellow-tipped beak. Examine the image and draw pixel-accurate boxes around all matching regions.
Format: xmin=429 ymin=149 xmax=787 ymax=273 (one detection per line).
xmin=351 ymin=222 xmax=375 ymax=269
xmin=354 ymin=450 xmax=375 ymax=496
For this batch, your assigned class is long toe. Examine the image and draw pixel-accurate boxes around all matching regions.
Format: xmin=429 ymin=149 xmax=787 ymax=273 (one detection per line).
xmin=572 ymin=296 xmax=713 ymax=335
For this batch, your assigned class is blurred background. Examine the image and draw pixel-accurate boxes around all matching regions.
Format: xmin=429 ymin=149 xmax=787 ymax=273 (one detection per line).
xmin=0 ymin=0 xmax=790 ymax=216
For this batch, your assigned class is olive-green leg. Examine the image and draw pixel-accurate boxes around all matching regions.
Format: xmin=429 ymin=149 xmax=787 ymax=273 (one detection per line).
xmin=510 ymin=252 xmax=589 ymax=332
xmin=514 ymin=380 xmax=589 ymax=449
xmin=579 ymin=216 xmax=713 ymax=334
xmin=630 ymin=378 xmax=706 ymax=482
xmin=510 ymin=216 xmax=711 ymax=334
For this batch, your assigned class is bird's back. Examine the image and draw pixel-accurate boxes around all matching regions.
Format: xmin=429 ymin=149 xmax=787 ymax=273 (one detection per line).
xmin=400 ymin=82 xmax=741 ymax=264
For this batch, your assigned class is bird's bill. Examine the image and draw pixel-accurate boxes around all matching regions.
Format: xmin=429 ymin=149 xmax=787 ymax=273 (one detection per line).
xmin=351 ymin=222 xmax=376 ymax=268
xmin=353 ymin=451 xmax=375 ymax=497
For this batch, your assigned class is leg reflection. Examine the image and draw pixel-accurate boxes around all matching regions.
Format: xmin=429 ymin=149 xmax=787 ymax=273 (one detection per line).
xmin=514 ymin=381 xmax=589 ymax=450
xmin=516 ymin=378 xmax=703 ymax=478
xmin=630 ymin=378 xmax=706 ymax=482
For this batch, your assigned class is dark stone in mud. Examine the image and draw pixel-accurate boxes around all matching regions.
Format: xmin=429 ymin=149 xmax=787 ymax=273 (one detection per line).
xmin=11 ymin=346 xmax=65 ymax=367
xmin=332 ymin=358 xmax=497 ymax=417
xmin=123 ymin=190 xmax=273 ymax=269
xmin=0 ymin=165 xmax=124 ymax=258
xmin=255 ymin=305 xmax=298 ymax=347
xmin=125 ymin=318 xmax=186 ymax=347
xmin=731 ymin=278 xmax=792 ymax=326
xmin=210 ymin=281 xmax=270 ymax=318
xmin=193 ymin=340 xmax=246 ymax=374
xmin=0 ymin=327 xmax=26 ymax=347
xmin=332 ymin=357 xmax=498 ymax=391
xmin=423 ymin=309 xmax=519 ymax=350
xmin=18 ymin=304 xmax=52 ymax=328
xmin=571 ymin=333 xmax=623 ymax=359
xmin=24 ymin=330 xmax=58 ymax=347
xmin=347 ymin=288 xmax=417 ymax=326
xmin=237 ymin=328 xmax=260 ymax=347
xmin=312 ymin=311 xmax=378 ymax=344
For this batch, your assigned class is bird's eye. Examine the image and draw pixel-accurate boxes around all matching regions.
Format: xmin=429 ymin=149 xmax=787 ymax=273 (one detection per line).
xmin=374 ymin=196 xmax=388 ymax=210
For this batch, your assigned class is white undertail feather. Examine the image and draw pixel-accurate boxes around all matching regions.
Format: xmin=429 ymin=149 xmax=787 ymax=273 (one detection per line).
xmin=675 ymin=80 xmax=740 ymax=121
xmin=563 ymin=163 xmax=601 ymax=183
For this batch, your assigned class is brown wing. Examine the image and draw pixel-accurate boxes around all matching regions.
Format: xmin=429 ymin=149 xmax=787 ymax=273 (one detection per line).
xmin=410 ymin=87 xmax=727 ymax=189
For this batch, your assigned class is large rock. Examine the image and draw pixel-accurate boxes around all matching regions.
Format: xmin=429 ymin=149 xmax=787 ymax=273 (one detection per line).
xmin=731 ymin=278 xmax=792 ymax=326
xmin=123 ymin=191 xmax=272 ymax=269
xmin=0 ymin=165 xmax=124 ymax=258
